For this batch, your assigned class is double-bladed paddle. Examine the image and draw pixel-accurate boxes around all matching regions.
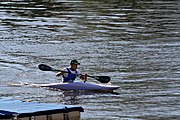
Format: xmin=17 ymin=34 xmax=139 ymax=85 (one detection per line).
xmin=38 ymin=64 xmax=110 ymax=83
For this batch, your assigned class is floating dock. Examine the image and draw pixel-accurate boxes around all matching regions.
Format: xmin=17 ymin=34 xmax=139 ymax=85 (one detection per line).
xmin=0 ymin=99 xmax=84 ymax=120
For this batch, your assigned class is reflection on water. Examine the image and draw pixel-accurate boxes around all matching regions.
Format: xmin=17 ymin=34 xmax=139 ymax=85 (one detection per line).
xmin=0 ymin=0 xmax=180 ymax=119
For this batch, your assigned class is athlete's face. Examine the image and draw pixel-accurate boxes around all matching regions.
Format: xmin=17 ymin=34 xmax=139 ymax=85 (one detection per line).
xmin=70 ymin=64 xmax=78 ymax=70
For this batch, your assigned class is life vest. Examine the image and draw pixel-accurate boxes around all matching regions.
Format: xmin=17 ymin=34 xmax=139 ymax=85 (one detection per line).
xmin=62 ymin=68 xmax=78 ymax=82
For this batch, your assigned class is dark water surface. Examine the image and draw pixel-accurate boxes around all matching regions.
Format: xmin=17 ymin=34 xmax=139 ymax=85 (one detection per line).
xmin=0 ymin=0 xmax=179 ymax=119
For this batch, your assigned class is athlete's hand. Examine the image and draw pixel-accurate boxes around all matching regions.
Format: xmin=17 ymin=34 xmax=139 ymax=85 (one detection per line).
xmin=56 ymin=72 xmax=62 ymax=77
xmin=80 ymin=73 xmax=87 ymax=82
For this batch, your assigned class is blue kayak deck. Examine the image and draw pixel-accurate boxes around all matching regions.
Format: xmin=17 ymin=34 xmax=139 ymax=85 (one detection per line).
xmin=0 ymin=99 xmax=84 ymax=119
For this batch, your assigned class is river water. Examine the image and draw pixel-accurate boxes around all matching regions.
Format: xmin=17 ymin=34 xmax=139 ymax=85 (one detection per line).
xmin=0 ymin=0 xmax=179 ymax=119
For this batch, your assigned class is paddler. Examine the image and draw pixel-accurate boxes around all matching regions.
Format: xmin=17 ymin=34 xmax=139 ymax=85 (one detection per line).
xmin=56 ymin=60 xmax=87 ymax=83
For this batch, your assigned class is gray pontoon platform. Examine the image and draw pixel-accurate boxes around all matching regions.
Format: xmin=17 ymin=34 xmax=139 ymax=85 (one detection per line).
xmin=0 ymin=99 xmax=84 ymax=120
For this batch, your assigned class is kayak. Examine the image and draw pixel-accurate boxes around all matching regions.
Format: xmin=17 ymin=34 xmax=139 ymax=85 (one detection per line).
xmin=39 ymin=82 xmax=120 ymax=92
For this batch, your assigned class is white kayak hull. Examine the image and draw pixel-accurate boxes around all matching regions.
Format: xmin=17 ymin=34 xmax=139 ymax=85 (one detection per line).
xmin=40 ymin=82 xmax=120 ymax=92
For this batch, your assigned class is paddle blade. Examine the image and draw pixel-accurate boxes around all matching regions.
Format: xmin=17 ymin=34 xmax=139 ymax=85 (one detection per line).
xmin=38 ymin=64 xmax=58 ymax=71
xmin=93 ymin=76 xmax=111 ymax=83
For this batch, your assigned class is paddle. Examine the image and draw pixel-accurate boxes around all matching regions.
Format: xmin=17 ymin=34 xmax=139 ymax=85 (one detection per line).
xmin=38 ymin=64 xmax=111 ymax=83
xmin=86 ymin=75 xmax=111 ymax=83
xmin=38 ymin=64 xmax=64 ymax=72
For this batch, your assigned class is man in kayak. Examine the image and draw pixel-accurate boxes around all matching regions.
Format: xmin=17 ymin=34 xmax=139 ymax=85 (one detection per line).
xmin=56 ymin=60 xmax=87 ymax=83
